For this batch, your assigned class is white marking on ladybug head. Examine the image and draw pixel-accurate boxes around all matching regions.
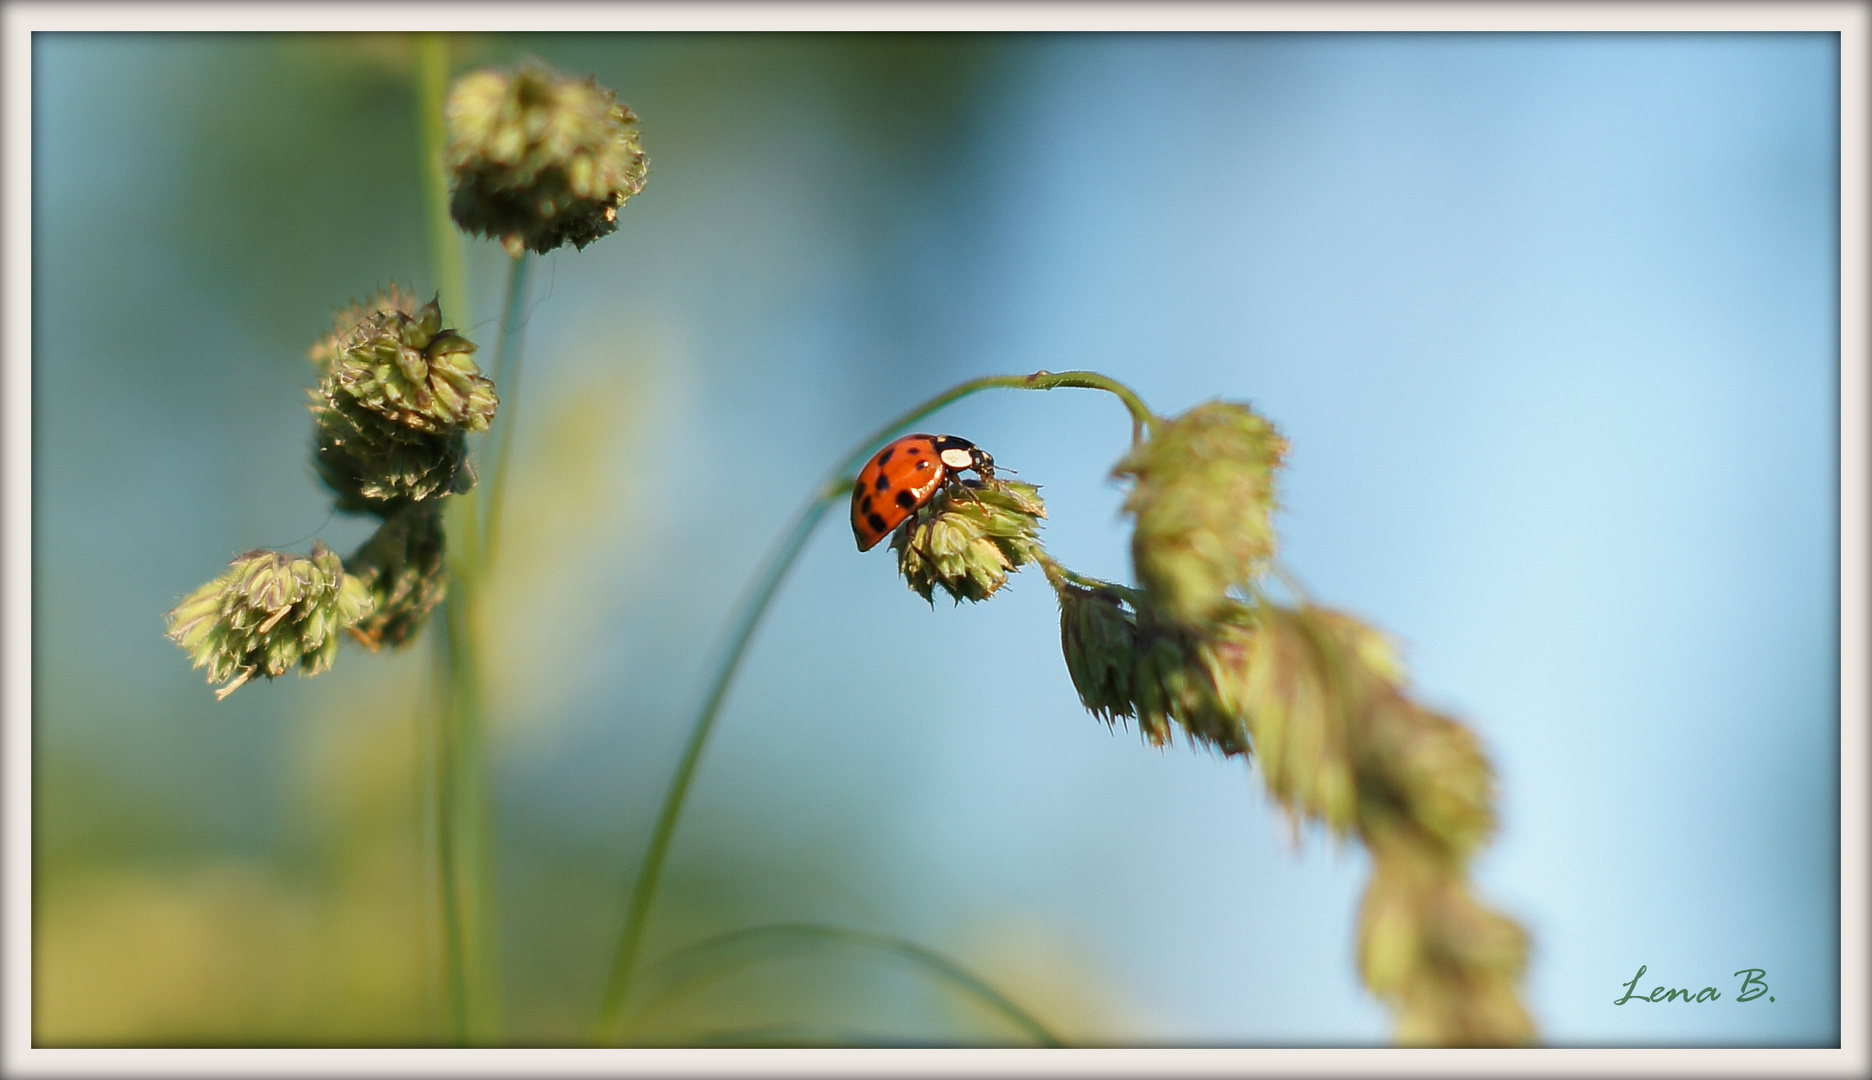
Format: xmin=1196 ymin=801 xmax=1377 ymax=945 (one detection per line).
xmin=939 ymin=448 xmax=974 ymax=470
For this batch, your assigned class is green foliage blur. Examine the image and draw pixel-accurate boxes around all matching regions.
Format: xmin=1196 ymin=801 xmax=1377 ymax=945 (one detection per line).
xmin=34 ymin=32 xmax=1122 ymax=1047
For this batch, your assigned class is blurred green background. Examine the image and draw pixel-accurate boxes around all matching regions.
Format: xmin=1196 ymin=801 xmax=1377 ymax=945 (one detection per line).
xmin=32 ymin=32 xmax=1838 ymax=1046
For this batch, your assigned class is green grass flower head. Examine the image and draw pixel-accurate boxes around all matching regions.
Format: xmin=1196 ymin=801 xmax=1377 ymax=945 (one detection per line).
xmin=308 ymin=282 xmax=422 ymax=373
xmin=1357 ymin=691 xmax=1498 ymax=861
xmin=1202 ymin=605 xmax=1393 ymax=833
xmin=306 ymin=287 xmax=487 ymax=513
xmin=164 ymin=542 xmax=373 ymax=700
xmin=1051 ymin=579 xmax=1254 ymax=755
xmin=322 ymin=291 xmax=496 ymax=436
xmin=1357 ymin=832 xmax=1533 ymax=1046
xmin=1056 ymin=582 xmax=1139 ymax=724
xmin=309 ymin=389 xmax=472 ymax=513
xmin=1128 ymin=610 xmax=1246 ymax=754
xmin=446 ymin=60 xmax=649 ymax=257
xmin=345 ymin=505 xmax=448 ymax=650
xmin=892 ymin=480 xmax=1045 ymax=604
xmin=1115 ymin=401 xmax=1288 ymax=628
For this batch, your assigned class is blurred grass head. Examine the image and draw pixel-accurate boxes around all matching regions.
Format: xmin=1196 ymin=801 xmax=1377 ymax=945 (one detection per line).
xmin=445 ymin=59 xmax=649 ymax=257
xmin=1116 ymin=401 xmax=1288 ymax=629
xmin=344 ymin=505 xmax=449 ymax=651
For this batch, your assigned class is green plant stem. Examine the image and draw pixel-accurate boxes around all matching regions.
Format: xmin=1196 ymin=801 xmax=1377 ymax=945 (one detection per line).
xmin=433 ymin=595 xmax=471 ymax=1043
xmin=480 ymin=253 xmax=532 ymax=565
xmin=414 ymin=31 xmax=471 ymax=1046
xmin=415 ymin=31 xmax=502 ymax=1045
xmin=424 ymin=625 xmax=466 ymax=1041
xmin=414 ymin=33 xmax=467 ymax=328
xmin=1035 ymin=550 xmax=1141 ymax=603
xmin=437 ymin=577 xmax=504 ymax=1044
xmin=627 ymin=923 xmax=1063 ymax=1047
xmin=592 ymin=370 xmax=1157 ymax=1042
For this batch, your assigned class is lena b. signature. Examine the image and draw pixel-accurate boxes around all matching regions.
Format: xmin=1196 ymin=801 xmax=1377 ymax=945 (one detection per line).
xmin=1614 ymin=965 xmax=1774 ymax=1005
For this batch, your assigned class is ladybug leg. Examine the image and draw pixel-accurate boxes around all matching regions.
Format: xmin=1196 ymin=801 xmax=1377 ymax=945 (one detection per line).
xmin=952 ymin=475 xmax=990 ymax=514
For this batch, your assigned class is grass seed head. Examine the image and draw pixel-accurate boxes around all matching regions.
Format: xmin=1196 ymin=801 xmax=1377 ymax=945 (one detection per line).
xmin=308 ymin=283 xmax=424 ymax=373
xmin=1115 ymin=401 xmax=1287 ymax=629
xmin=163 ymin=542 xmax=374 ymax=700
xmin=1357 ymin=831 xmax=1534 ymax=1047
xmin=1056 ymin=582 xmax=1139 ymax=723
xmin=1356 ymin=691 xmax=1498 ymax=861
xmin=309 ymin=387 xmax=473 ymax=513
xmin=891 ymin=479 xmax=1045 ymax=605
xmin=345 ymin=505 xmax=449 ymax=651
xmin=1129 ymin=609 xmax=1248 ymax=754
xmin=322 ymin=293 xmax=496 ymax=436
xmin=445 ymin=60 xmax=649 ymax=257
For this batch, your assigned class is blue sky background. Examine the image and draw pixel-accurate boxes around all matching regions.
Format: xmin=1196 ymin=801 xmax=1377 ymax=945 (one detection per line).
xmin=33 ymin=32 xmax=1838 ymax=1045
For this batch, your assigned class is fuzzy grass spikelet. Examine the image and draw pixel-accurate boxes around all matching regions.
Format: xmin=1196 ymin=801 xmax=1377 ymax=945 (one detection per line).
xmin=1056 ymin=583 xmax=1138 ymax=723
xmin=346 ymin=505 xmax=449 ymax=650
xmin=1204 ymin=605 xmax=1398 ymax=832
xmin=1358 ymin=692 xmax=1498 ymax=860
xmin=446 ymin=60 xmax=649 ymax=257
xmin=307 ymin=288 xmax=489 ymax=513
xmin=310 ymin=388 xmax=472 ymax=513
xmin=164 ymin=543 xmax=374 ymax=700
xmin=308 ymin=283 xmax=422 ymax=373
xmin=891 ymin=480 xmax=1045 ymax=604
xmin=1116 ymin=401 xmax=1287 ymax=628
xmin=1129 ymin=612 xmax=1245 ymax=754
xmin=322 ymin=293 xmax=496 ymax=436
xmin=1357 ymin=829 xmax=1533 ymax=1046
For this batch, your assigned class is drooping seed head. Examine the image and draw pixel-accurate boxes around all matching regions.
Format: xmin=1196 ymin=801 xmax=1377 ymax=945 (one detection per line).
xmin=1356 ymin=690 xmax=1497 ymax=860
xmin=1128 ymin=608 xmax=1247 ymax=754
xmin=1056 ymin=582 xmax=1139 ymax=723
xmin=1202 ymin=604 xmax=1401 ymax=833
xmin=1115 ymin=401 xmax=1288 ymax=629
xmin=1357 ymin=831 xmax=1533 ymax=1046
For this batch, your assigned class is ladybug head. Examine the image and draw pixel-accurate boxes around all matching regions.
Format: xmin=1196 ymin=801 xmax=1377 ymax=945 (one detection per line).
xmin=934 ymin=435 xmax=994 ymax=481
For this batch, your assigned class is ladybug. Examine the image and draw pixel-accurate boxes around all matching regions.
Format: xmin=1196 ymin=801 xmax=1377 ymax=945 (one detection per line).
xmin=851 ymin=434 xmax=995 ymax=551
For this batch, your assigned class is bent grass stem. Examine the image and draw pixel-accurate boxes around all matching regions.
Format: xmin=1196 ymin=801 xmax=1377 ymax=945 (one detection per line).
xmin=594 ymin=371 xmax=1157 ymax=1042
xmin=626 ymin=923 xmax=1064 ymax=1047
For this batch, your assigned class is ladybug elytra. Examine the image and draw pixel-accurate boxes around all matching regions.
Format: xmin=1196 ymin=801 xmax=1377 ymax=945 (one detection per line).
xmin=850 ymin=434 xmax=995 ymax=551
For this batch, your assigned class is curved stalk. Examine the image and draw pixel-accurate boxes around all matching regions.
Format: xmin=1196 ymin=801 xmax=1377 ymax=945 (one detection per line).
xmin=627 ymin=923 xmax=1063 ymax=1047
xmin=1035 ymin=550 xmax=1143 ymax=604
xmin=593 ymin=371 xmax=1157 ymax=1042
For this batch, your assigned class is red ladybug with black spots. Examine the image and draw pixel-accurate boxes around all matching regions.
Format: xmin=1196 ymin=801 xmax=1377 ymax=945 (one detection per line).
xmin=851 ymin=434 xmax=995 ymax=551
